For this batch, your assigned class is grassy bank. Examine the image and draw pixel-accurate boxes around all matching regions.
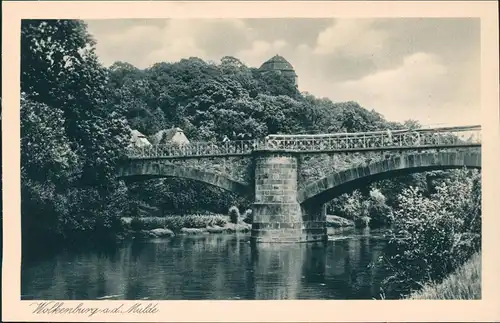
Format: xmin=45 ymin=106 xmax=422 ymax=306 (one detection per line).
xmin=122 ymin=214 xmax=251 ymax=237
xmin=123 ymin=214 xmax=228 ymax=230
xmin=407 ymin=252 xmax=481 ymax=300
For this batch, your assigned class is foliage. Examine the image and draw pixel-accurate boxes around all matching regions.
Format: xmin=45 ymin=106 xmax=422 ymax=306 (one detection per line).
xmin=21 ymin=20 xmax=130 ymax=248
xmin=242 ymin=209 xmax=253 ymax=224
xmin=127 ymin=178 xmax=249 ymax=216
xmin=21 ymin=20 xmax=130 ymax=185
xmin=366 ymin=188 xmax=394 ymax=228
xmin=106 ymin=51 xmax=422 ymax=221
xmin=403 ymin=119 xmax=422 ymax=130
xmin=228 ymin=206 xmax=240 ymax=224
xmin=328 ymin=190 xmax=371 ymax=228
xmin=130 ymin=217 xmax=144 ymax=231
xmin=21 ymin=95 xmax=77 ymax=183
xmin=380 ymin=168 xmax=481 ymax=298
xmin=373 ymin=173 xmax=429 ymax=207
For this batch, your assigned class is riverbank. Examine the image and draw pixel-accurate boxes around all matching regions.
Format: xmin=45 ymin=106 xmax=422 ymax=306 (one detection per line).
xmin=121 ymin=215 xmax=251 ymax=238
xmin=407 ymin=252 xmax=481 ymax=300
xmin=123 ymin=213 xmax=358 ymax=238
xmin=326 ymin=215 xmax=355 ymax=228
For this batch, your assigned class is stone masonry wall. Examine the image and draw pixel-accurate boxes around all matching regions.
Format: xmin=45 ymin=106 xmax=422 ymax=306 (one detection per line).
xmin=145 ymin=156 xmax=253 ymax=184
xmin=251 ymin=152 xmax=326 ymax=243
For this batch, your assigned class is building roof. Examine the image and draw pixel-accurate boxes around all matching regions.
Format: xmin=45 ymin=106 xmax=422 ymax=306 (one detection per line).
xmin=130 ymin=129 xmax=151 ymax=147
xmin=259 ymin=55 xmax=297 ymax=74
xmin=150 ymin=127 xmax=189 ymax=145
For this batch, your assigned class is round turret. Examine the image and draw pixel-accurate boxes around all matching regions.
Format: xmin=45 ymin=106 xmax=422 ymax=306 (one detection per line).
xmin=259 ymin=55 xmax=298 ymax=87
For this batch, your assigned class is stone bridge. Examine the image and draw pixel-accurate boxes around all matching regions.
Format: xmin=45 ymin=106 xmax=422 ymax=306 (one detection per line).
xmin=117 ymin=159 xmax=252 ymax=197
xmin=117 ymin=125 xmax=481 ymax=244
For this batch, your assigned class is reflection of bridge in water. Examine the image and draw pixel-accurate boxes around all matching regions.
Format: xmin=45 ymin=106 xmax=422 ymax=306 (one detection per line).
xmin=248 ymin=231 xmax=388 ymax=299
xmin=118 ymin=125 xmax=481 ymax=243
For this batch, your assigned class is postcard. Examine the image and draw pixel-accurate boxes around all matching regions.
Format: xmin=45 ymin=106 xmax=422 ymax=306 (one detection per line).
xmin=2 ymin=1 xmax=499 ymax=322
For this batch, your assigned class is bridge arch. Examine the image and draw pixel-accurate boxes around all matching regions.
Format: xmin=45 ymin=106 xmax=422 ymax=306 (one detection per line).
xmin=297 ymin=151 xmax=481 ymax=206
xmin=117 ymin=160 xmax=251 ymax=197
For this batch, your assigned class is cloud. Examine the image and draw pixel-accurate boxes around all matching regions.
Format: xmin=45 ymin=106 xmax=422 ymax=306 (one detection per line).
xmin=313 ymin=52 xmax=478 ymax=125
xmin=313 ymin=19 xmax=390 ymax=57
xmin=337 ymin=52 xmax=447 ymax=102
xmin=87 ymin=19 xmax=253 ymax=68
xmin=237 ymin=39 xmax=288 ymax=67
xmin=145 ymin=20 xmax=209 ymax=65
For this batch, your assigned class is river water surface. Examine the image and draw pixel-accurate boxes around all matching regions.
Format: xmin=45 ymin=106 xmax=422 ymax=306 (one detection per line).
xmin=22 ymin=228 xmax=390 ymax=300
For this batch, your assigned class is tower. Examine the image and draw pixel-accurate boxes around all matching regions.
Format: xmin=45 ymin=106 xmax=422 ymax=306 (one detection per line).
xmin=259 ymin=55 xmax=298 ymax=87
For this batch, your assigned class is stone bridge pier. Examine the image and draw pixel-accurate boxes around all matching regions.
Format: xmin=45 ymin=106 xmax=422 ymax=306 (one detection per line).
xmin=251 ymin=152 xmax=327 ymax=243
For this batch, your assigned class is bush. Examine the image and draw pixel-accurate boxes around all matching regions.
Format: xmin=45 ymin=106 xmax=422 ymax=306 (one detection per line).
xmin=379 ymin=169 xmax=481 ymax=298
xmin=242 ymin=209 xmax=253 ymax=224
xmin=182 ymin=214 xmax=227 ymax=228
xmin=354 ymin=216 xmax=371 ymax=228
xmin=370 ymin=188 xmax=386 ymax=204
xmin=330 ymin=190 xmax=364 ymax=221
xmin=228 ymin=206 xmax=240 ymax=224
xmin=367 ymin=201 xmax=394 ymax=228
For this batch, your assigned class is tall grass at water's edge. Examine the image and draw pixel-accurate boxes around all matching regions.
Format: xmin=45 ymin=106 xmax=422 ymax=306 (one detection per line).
xmin=407 ymin=252 xmax=481 ymax=300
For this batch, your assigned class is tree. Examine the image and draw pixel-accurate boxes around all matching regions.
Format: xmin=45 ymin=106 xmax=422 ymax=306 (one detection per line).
xmin=21 ymin=19 xmax=130 ymax=185
xmin=21 ymin=20 xmax=130 ymax=249
xmin=21 ymin=94 xmax=77 ymax=183
xmin=403 ymin=119 xmax=422 ymax=130
xmin=253 ymin=69 xmax=301 ymax=99
xmin=365 ymin=188 xmax=394 ymax=227
xmin=333 ymin=101 xmax=389 ymax=132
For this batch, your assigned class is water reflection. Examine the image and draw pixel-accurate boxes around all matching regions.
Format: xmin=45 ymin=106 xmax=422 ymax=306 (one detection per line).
xmin=22 ymin=230 xmax=388 ymax=300
xmin=251 ymin=243 xmax=308 ymax=299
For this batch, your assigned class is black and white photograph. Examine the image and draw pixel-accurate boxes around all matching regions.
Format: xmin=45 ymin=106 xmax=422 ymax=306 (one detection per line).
xmin=3 ymin=2 xmax=499 ymax=320
xmin=18 ymin=15 xmax=485 ymax=302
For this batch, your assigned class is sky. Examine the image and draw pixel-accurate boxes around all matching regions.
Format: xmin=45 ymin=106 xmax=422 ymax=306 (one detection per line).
xmin=85 ymin=18 xmax=481 ymax=127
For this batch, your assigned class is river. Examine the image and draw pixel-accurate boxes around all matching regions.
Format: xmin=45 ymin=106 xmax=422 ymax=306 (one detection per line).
xmin=21 ymin=228 xmax=391 ymax=300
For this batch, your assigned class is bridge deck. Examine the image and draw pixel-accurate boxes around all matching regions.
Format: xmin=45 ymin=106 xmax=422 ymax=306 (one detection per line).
xmin=127 ymin=125 xmax=481 ymax=160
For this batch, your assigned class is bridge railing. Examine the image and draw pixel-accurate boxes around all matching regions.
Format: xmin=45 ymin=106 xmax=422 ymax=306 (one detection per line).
xmin=126 ymin=125 xmax=481 ymax=159
xmin=264 ymin=125 xmax=481 ymax=151
xmin=126 ymin=139 xmax=264 ymax=158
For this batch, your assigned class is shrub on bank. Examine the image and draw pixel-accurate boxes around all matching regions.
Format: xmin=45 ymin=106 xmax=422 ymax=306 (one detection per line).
xmin=327 ymin=189 xmax=394 ymax=229
xmin=366 ymin=202 xmax=393 ymax=228
xmin=354 ymin=216 xmax=371 ymax=228
xmin=380 ymin=169 xmax=481 ymax=298
xmin=228 ymin=206 xmax=240 ymax=224
xmin=242 ymin=209 xmax=253 ymax=224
